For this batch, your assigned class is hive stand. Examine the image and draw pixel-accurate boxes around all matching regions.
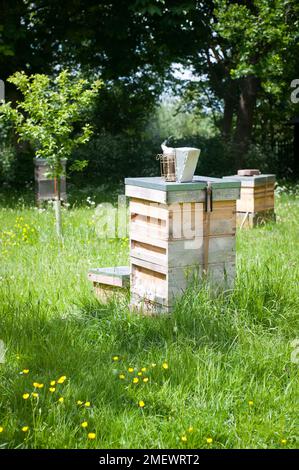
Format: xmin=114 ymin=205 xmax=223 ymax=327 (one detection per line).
xmin=223 ymin=170 xmax=276 ymax=228
xmin=125 ymin=176 xmax=241 ymax=314
xmin=88 ymin=267 xmax=130 ymax=302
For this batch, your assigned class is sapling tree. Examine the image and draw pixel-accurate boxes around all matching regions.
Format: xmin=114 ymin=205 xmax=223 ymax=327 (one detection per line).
xmin=0 ymin=70 xmax=101 ymax=238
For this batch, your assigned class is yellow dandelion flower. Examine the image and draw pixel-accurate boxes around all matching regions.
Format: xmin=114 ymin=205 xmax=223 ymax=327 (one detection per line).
xmin=281 ymin=439 xmax=287 ymax=445
xmin=22 ymin=369 xmax=29 ymax=374
xmin=0 ymin=426 xmax=3 ymax=433
xmin=37 ymin=383 xmax=44 ymax=389
xmin=143 ymin=377 xmax=149 ymax=383
xmin=248 ymin=400 xmax=254 ymax=406
xmin=22 ymin=393 xmax=30 ymax=400
xmin=112 ymin=356 xmax=119 ymax=361
xmin=81 ymin=421 xmax=88 ymax=428
xmin=137 ymin=372 xmax=142 ymax=376
xmin=162 ymin=362 xmax=169 ymax=370
xmin=50 ymin=380 xmax=56 ymax=386
xmin=85 ymin=401 xmax=91 ymax=407
xmin=57 ymin=376 xmax=66 ymax=384
xmin=119 ymin=374 xmax=125 ymax=380
xmin=31 ymin=392 xmax=39 ymax=398
xmin=138 ymin=400 xmax=145 ymax=408
xmin=133 ymin=377 xmax=139 ymax=384
xmin=33 ymin=382 xmax=39 ymax=388
xmin=206 ymin=437 xmax=213 ymax=444
xmin=128 ymin=367 xmax=134 ymax=373
xmin=77 ymin=400 xmax=83 ymax=405
xmin=49 ymin=387 xmax=56 ymax=393
xmin=22 ymin=426 xmax=29 ymax=432
xmin=188 ymin=426 xmax=194 ymax=433
xmin=181 ymin=435 xmax=187 ymax=442
xmin=88 ymin=432 xmax=96 ymax=440
xmin=141 ymin=367 xmax=147 ymax=372
xmin=58 ymin=397 xmax=64 ymax=403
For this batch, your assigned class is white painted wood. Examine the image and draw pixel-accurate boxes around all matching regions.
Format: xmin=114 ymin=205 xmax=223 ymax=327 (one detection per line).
xmin=130 ymin=199 xmax=169 ymax=220
xmin=126 ymin=185 xmax=167 ymax=203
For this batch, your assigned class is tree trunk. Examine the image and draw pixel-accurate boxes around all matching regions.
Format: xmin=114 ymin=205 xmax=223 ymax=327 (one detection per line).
xmin=222 ymin=96 xmax=234 ymax=140
xmin=233 ymin=76 xmax=260 ymax=169
xmin=221 ymin=81 xmax=236 ymax=140
xmin=54 ymin=176 xmax=63 ymax=239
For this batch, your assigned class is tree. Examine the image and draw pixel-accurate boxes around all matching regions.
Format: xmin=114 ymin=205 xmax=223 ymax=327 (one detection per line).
xmin=176 ymin=0 xmax=299 ymax=168
xmin=214 ymin=0 xmax=299 ymax=164
xmin=0 ymin=0 xmax=55 ymax=98
xmin=20 ymin=1 xmax=211 ymax=135
xmin=0 ymin=70 xmax=101 ymax=237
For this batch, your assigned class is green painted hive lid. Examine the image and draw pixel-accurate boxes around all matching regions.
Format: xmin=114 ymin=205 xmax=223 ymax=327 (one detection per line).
xmin=125 ymin=175 xmax=240 ymax=191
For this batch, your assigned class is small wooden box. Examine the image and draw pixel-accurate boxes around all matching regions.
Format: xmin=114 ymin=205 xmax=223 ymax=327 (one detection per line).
xmin=125 ymin=176 xmax=240 ymax=314
xmin=88 ymin=266 xmax=130 ymax=302
xmin=223 ymin=170 xmax=276 ymax=228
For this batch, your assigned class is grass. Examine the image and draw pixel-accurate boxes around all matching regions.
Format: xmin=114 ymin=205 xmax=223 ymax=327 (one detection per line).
xmin=0 ymin=184 xmax=298 ymax=449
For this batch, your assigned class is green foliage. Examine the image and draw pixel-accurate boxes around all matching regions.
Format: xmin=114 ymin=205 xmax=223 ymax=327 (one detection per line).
xmin=214 ymin=0 xmax=299 ymax=91
xmin=70 ymin=131 xmax=161 ymax=185
xmin=0 ymin=143 xmax=16 ymax=182
xmin=0 ymin=71 xmax=102 ymax=179
xmin=0 ymin=1 xmax=34 ymax=81
xmin=171 ymin=0 xmax=299 ymax=167
xmin=69 ymin=160 xmax=89 ymax=174
xmin=149 ymin=101 xmax=216 ymax=140
xmin=0 ymin=115 xmax=16 ymax=182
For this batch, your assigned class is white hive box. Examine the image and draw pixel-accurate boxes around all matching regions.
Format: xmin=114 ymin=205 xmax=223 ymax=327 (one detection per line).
xmin=125 ymin=176 xmax=240 ymax=314
xmin=34 ymin=158 xmax=67 ymax=203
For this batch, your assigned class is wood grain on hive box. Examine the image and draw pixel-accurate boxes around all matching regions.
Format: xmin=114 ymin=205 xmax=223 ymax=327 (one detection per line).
xmin=125 ymin=176 xmax=240 ymax=313
xmin=223 ymin=173 xmax=275 ymax=227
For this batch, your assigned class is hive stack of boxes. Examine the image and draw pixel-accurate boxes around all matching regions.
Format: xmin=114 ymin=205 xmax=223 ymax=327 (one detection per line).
xmin=87 ymin=152 xmax=276 ymax=314
xmin=223 ymin=169 xmax=276 ymax=228
xmin=125 ymin=176 xmax=240 ymax=313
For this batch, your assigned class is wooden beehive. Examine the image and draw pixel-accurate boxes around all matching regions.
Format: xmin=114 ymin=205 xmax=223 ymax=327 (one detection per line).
xmin=125 ymin=176 xmax=240 ymax=314
xmin=223 ymin=170 xmax=276 ymax=228
xmin=34 ymin=158 xmax=67 ymax=203
xmin=88 ymin=267 xmax=130 ymax=302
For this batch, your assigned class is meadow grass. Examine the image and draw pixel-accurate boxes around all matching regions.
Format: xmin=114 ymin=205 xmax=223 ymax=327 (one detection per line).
xmin=0 ymin=185 xmax=298 ymax=449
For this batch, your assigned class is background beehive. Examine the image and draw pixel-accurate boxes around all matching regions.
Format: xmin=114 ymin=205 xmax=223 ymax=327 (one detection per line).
xmin=125 ymin=176 xmax=240 ymax=313
xmin=34 ymin=158 xmax=67 ymax=203
xmin=223 ymin=173 xmax=275 ymax=227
